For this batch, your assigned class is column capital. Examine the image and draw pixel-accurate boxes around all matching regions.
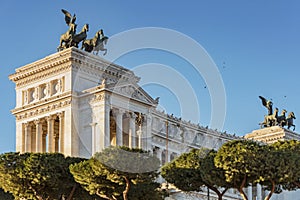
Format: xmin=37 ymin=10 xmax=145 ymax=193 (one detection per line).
xmin=112 ymin=108 xmax=125 ymax=116
xmin=34 ymin=118 xmax=45 ymax=125
xmin=124 ymin=111 xmax=131 ymax=118
xmin=136 ymin=113 xmax=144 ymax=126
xmin=130 ymin=112 xmax=137 ymax=119
xmin=24 ymin=121 xmax=31 ymax=127
xmin=90 ymin=122 xmax=98 ymax=126
xmin=45 ymin=115 xmax=56 ymax=122
xmin=57 ymin=112 xmax=64 ymax=119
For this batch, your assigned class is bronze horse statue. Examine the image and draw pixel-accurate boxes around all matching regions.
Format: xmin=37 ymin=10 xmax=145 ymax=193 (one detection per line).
xmin=260 ymin=107 xmax=279 ymax=128
xmin=57 ymin=23 xmax=76 ymax=51
xmin=286 ymin=112 xmax=296 ymax=131
xmin=57 ymin=9 xmax=77 ymax=51
xmin=71 ymin=24 xmax=89 ymax=48
xmin=82 ymin=30 xmax=105 ymax=53
xmin=93 ymin=30 xmax=108 ymax=55
xmin=276 ymin=109 xmax=287 ymax=127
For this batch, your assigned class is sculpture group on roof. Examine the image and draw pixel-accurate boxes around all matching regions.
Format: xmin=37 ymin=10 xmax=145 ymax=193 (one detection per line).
xmin=57 ymin=9 xmax=108 ymax=55
xmin=259 ymin=96 xmax=296 ymax=131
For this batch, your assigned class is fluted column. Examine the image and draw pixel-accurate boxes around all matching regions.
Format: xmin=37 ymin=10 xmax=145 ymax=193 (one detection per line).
xmin=145 ymin=115 xmax=152 ymax=151
xmin=90 ymin=122 xmax=97 ymax=155
xmin=104 ymin=105 xmax=110 ymax=148
xmin=115 ymin=109 xmax=124 ymax=146
xmin=46 ymin=115 xmax=55 ymax=153
xmin=24 ymin=122 xmax=32 ymax=152
xmin=136 ymin=113 xmax=144 ymax=149
xmin=34 ymin=119 xmax=43 ymax=153
xmin=247 ymin=185 xmax=252 ymax=200
xmin=42 ymin=130 xmax=47 ymax=153
xmin=58 ymin=112 xmax=64 ymax=153
xmin=129 ymin=113 xmax=136 ymax=148
xmin=257 ymin=184 xmax=262 ymax=200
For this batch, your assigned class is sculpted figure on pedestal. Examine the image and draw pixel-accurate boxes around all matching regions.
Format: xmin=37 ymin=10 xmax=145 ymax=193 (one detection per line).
xmin=57 ymin=9 xmax=108 ymax=55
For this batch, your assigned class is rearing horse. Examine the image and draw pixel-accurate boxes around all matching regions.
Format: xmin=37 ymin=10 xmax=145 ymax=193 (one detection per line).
xmin=71 ymin=24 xmax=89 ymax=48
xmin=81 ymin=30 xmax=102 ymax=52
xmin=260 ymin=107 xmax=279 ymax=128
xmin=57 ymin=23 xmax=76 ymax=51
xmin=287 ymin=112 xmax=296 ymax=131
xmin=93 ymin=31 xmax=108 ymax=55
xmin=277 ymin=109 xmax=287 ymax=127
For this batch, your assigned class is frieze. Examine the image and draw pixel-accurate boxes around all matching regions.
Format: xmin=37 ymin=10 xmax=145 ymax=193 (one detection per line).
xmin=14 ymin=98 xmax=71 ymax=121
xmin=89 ymin=92 xmax=110 ymax=104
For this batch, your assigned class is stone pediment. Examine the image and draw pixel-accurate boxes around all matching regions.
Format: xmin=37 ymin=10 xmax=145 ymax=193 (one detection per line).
xmin=108 ymin=83 xmax=158 ymax=106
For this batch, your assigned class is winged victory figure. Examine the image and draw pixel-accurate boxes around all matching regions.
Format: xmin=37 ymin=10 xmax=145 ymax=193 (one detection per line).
xmin=259 ymin=96 xmax=273 ymax=115
xmin=57 ymin=9 xmax=77 ymax=51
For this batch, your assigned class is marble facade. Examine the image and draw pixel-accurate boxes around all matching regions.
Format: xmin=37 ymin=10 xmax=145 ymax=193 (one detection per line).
xmin=9 ymin=47 xmax=258 ymax=200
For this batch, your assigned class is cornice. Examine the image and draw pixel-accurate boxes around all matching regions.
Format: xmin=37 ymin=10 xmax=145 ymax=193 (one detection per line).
xmin=14 ymin=63 xmax=71 ymax=87
xmin=9 ymin=49 xmax=73 ymax=83
xmin=9 ymin=47 xmax=141 ymax=87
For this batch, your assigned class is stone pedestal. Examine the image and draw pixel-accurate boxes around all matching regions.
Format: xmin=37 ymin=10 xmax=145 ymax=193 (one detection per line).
xmin=245 ymin=126 xmax=300 ymax=144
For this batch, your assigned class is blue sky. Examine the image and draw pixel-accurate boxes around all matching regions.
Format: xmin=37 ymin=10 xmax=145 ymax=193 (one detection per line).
xmin=1 ymin=1 xmax=300 ymax=153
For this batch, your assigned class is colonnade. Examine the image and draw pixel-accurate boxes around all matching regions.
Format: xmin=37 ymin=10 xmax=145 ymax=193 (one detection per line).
xmin=22 ymin=112 xmax=64 ymax=153
xmin=90 ymin=107 xmax=151 ymax=155
xmin=110 ymin=108 xmax=150 ymax=149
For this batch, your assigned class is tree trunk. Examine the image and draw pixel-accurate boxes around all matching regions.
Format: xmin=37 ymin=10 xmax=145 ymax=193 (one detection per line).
xmin=123 ymin=176 xmax=130 ymax=200
xmin=96 ymin=189 xmax=116 ymax=200
xmin=66 ymin=184 xmax=77 ymax=200
xmin=264 ymin=180 xmax=275 ymax=200
xmin=36 ymin=196 xmax=43 ymax=200
xmin=238 ymin=175 xmax=248 ymax=200
xmin=209 ymin=186 xmax=223 ymax=200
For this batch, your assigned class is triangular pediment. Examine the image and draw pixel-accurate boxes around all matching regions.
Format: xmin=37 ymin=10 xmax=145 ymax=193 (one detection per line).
xmin=107 ymin=83 xmax=158 ymax=106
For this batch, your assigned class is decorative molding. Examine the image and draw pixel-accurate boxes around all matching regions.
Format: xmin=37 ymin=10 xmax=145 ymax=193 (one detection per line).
xmin=13 ymin=97 xmax=71 ymax=121
xmin=10 ymin=48 xmax=140 ymax=88
xmin=111 ymin=84 xmax=155 ymax=105
xmin=11 ymin=63 xmax=71 ymax=88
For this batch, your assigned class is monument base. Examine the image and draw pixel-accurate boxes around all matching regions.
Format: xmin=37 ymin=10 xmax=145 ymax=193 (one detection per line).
xmin=245 ymin=126 xmax=300 ymax=144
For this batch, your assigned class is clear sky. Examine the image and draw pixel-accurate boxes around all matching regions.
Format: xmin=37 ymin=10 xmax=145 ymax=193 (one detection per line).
xmin=1 ymin=1 xmax=300 ymax=153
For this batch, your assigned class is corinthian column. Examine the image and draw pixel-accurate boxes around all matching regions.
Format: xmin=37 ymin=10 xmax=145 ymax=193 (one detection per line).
xmin=46 ymin=115 xmax=55 ymax=153
xmin=247 ymin=185 xmax=252 ymax=200
xmin=57 ymin=112 xmax=64 ymax=153
xmin=24 ymin=122 xmax=32 ymax=152
xmin=129 ymin=112 xmax=136 ymax=148
xmin=34 ymin=119 xmax=43 ymax=153
xmin=90 ymin=122 xmax=97 ymax=156
xmin=115 ymin=109 xmax=124 ymax=146
xmin=136 ymin=113 xmax=144 ymax=149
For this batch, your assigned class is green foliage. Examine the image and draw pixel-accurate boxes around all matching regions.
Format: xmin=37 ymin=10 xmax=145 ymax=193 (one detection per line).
xmin=162 ymin=148 xmax=231 ymax=200
xmin=0 ymin=152 xmax=92 ymax=200
xmin=161 ymin=148 xmax=207 ymax=191
xmin=70 ymin=158 xmax=121 ymax=199
xmin=127 ymin=182 xmax=162 ymax=200
xmin=215 ymin=140 xmax=264 ymax=200
xmin=262 ymin=140 xmax=300 ymax=196
xmin=215 ymin=140 xmax=262 ymax=185
xmin=215 ymin=139 xmax=300 ymax=200
xmin=0 ymin=188 xmax=14 ymax=200
xmin=71 ymin=146 xmax=162 ymax=200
